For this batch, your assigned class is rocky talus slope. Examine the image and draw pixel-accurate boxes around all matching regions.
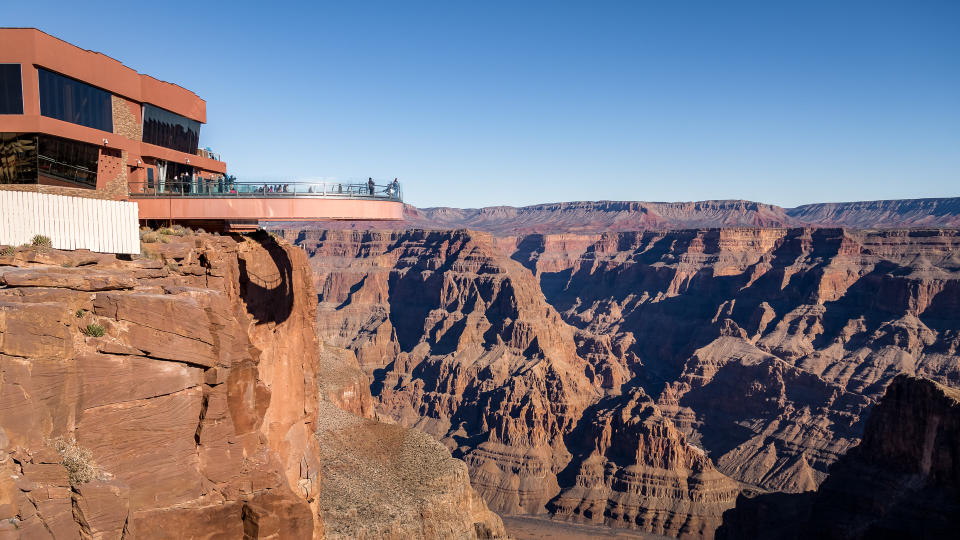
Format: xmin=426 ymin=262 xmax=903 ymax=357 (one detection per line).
xmin=0 ymin=232 xmax=504 ymax=539
xmin=716 ymin=374 xmax=960 ymax=540
xmin=313 ymin=345 xmax=505 ymax=539
xmin=291 ymin=226 xmax=960 ymax=537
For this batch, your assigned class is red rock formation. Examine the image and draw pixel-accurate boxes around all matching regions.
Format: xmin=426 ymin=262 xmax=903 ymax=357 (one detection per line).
xmin=0 ymin=233 xmax=321 ymax=538
xmin=0 ymin=231 xmax=511 ymax=539
xmin=534 ymin=227 xmax=960 ymax=492
xmin=295 ymin=226 xmax=960 ymax=538
xmin=273 ymin=197 xmax=960 ymax=235
xmin=550 ymin=388 xmax=739 ymax=539
xmin=298 ymin=229 xmax=741 ymax=537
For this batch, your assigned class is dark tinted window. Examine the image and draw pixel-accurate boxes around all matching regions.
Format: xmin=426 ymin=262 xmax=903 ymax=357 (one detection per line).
xmin=142 ymin=104 xmax=200 ymax=154
xmin=0 ymin=133 xmax=37 ymax=184
xmin=36 ymin=135 xmax=99 ymax=189
xmin=39 ymin=68 xmax=113 ymax=132
xmin=0 ymin=64 xmax=23 ymax=114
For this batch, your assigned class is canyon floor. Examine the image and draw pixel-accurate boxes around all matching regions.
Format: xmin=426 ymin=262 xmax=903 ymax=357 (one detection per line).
xmin=503 ymin=515 xmax=668 ymax=539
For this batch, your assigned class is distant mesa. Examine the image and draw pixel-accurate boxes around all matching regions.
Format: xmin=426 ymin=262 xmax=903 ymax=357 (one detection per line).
xmin=275 ymin=197 xmax=960 ymax=235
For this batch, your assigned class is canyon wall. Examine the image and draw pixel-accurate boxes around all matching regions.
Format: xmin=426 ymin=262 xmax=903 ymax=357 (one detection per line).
xmin=0 ymin=234 xmax=320 ymax=538
xmin=276 ymin=196 xmax=960 ymax=235
xmin=717 ymin=374 xmax=960 ymax=540
xmin=0 ymin=232 xmax=504 ymax=539
xmin=294 ymin=226 xmax=960 ymax=537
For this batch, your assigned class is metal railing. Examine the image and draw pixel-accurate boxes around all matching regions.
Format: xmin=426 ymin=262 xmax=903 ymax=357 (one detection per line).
xmin=195 ymin=148 xmax=222 ymax=162
xmin=128 ymin=180 xmax=403 ymax=202
xmin=37 ymin=154 xmax=97 ymax=188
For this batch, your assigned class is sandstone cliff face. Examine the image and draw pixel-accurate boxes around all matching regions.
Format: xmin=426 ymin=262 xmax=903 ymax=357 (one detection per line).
xmin=550 ymin=388 xmax=739 ymax=539
xmin=0 ymin=233 xmax=320 ymax=538
xmin=296 ymin=229 xmax=742 ymax=536
xmin=548 ymin=227 xmax=960 ymax=493
xmin=0 ymin=233 xmax=509 ymax=540
xmin=294 ymin=226 xmax=960 ymax=537
xmin=716 ymin=374 xmax=960 ymax=540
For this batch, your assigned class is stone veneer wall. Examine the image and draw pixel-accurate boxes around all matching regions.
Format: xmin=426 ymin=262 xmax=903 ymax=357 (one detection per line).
xmin=97 ymin=147 xmax=129 ymax=200
xmin=97 ymin=95 xmax=142 ymax=200
xmin=111 ymin=95 xmax=142 ymax=142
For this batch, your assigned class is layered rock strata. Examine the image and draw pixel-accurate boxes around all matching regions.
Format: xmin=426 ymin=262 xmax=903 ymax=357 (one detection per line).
xmin=548 ymin=227 xmax=960 ymax=493
xmin=550 ymin=388 xmax=739 ymax=538
xmin=716 ymin=374 xmax=960 ymax=540
xmin=0 ymin=234 xmax=321 ymax=538
xmin=0 ymin=232 xmax=508 ymax=539
xmin=275 ymin=196 xmax=960 ymax=235
xmin=297 ymin=229 xmax=742 ymax=536
xmin=294 ymin=226 xmax=960 ymax=537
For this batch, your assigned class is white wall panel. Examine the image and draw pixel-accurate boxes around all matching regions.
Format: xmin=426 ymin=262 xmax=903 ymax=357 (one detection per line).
xmin=0 ymin=191 xmax=140 ymax=255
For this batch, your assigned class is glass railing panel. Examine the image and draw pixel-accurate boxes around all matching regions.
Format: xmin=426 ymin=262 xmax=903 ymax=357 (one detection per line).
xmin=128 ymin=180 xmax=402 ymax=202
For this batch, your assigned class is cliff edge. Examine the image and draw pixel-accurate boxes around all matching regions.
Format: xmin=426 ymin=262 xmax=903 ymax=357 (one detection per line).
xmin=0 ymin=230 xmax=504 ymax=539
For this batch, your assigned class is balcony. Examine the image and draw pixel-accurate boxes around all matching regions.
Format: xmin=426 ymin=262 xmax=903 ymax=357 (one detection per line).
xmin=129 ymin=180 xmax=404 ymax=226
xmin=196 ymin=147 xmax=222 ymax=162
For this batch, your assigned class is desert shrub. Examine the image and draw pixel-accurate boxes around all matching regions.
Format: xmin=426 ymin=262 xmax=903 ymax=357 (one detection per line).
xmin=0 ymin=245 xmax=14 ymax=256
xmin=51 ymin=437 xmax=100 ymax=485
xmin=75 ymin=309 xmax=86 ymax=318
xmin=82 ymin=323 xmax=105 ymax=337
xmin=141 ymin=232 xmax=159 ymax=243
xmin=157 ymin=227 xmax=175 ymax=236
xmin=170 ymin=225 xmax=189 ymax=236
xmin=31 ymin=234 xmax=52 ymax=248
xmin=195 ymin=228 xmax=206 ymax=234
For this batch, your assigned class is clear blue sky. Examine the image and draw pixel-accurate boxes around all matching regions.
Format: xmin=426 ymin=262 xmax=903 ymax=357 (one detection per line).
xmin=6 ymin=0 xmax=959 ymax=208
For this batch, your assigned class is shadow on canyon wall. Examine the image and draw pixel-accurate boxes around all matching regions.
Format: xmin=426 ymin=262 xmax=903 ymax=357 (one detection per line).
xmin=236 ymin=231 xmax=295 ymax=325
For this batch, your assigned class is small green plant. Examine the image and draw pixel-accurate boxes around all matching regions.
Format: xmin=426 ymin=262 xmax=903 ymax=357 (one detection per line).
xmin=170 ymin=224 xmax=189 ymax=236
xmin=51 ymin=436 xmax=100 ymax=485
xmin=141 ymin=232 xmax=159 ymax=243
xmin=31 ymin=234 xmax=52 ymax=248
xmin=0 ymin=245 xmax=13 ymax=256
xmin=158 ymin=227 xmax=175 ymax=236
xmin=75 ymin=308 xmax=86 ymax=318
xmin=82 ymin=323 xmax=105 ymax=337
